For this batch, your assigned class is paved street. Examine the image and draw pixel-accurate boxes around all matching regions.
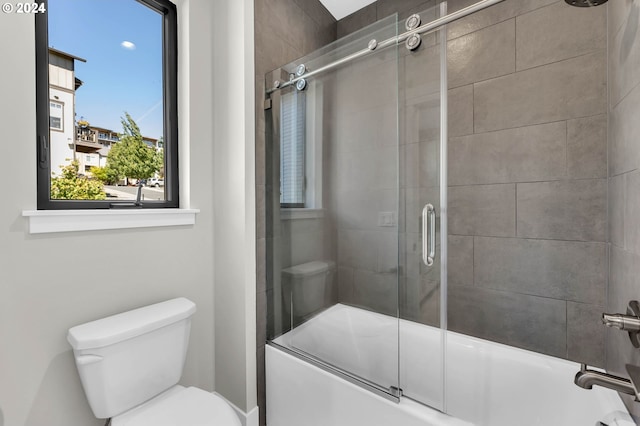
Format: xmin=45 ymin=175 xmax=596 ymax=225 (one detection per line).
xmin=105 ymin=185 xmax=165 ymax=201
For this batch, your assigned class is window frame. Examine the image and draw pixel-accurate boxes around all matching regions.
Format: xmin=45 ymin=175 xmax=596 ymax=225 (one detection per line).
xmin=35 ymin=0 xmax=179 ymax=210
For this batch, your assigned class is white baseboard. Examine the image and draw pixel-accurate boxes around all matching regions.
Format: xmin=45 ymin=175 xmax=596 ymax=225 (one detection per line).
xmin=243 ymin=405 xmax=260 ymax=426
xmin=214 ymin=392 xmax=259 ymax=426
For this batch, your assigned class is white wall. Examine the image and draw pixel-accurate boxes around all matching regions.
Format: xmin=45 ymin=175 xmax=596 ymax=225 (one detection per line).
xmin=211 ymin=0 xmax=257 ymax=414
xmin=0 ymin=0 xmax=256 ymax=425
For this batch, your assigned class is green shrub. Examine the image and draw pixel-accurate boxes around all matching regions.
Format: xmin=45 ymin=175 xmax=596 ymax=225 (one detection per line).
xmin=89 ymin=165 xmax=119 ymax=185
xmin=51 ymin=160 xmax=106 ymax=200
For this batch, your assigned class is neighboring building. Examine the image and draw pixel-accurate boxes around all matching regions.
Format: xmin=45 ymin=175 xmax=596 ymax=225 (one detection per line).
xmin=48 ymin=47 xmax=86 ymax=176
xmin=74 ymin=124 xmax=161 ymax=176
xmin=49 ymin=47 xmax=161 ymax=178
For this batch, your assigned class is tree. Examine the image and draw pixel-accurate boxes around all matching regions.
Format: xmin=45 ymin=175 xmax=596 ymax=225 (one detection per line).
xmin=106 ymin=112 xmax=163 ymax=182
xmin=51 ymin=160 xmax=106 ymax=200
xmin=89 ymin=165 xmax=119 ymax=185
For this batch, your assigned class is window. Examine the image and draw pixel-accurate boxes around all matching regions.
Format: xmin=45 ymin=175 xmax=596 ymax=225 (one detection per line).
xmin=280 ymin=91 xmax=306 ymax=208
xmin=279 ymin=81 xmax=323 ymax=211
xmin=49 ymin=100 xmax=63 ymax=131
xmin=35 ymin=0 xmax=178 ymax=209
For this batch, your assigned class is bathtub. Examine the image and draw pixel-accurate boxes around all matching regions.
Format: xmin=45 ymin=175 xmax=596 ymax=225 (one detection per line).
xmin=267 ymin=304 xmax=633 ymax=426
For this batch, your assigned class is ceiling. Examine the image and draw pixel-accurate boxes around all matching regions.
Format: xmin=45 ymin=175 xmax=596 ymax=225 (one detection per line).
xmin=319 ymin=0 xmax=377 ymax=20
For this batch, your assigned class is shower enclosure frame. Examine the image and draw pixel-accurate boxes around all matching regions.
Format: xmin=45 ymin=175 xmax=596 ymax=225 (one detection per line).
xmin=265 ymin=0 xmax=505 ymax=96
xmin=264 ymin=0 xmax=507 ymax=410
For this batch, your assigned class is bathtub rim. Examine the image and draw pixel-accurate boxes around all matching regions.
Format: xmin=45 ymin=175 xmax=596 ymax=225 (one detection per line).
xmin=268 ymin=303 xmax=632 ymax=425
xmin=266 ymin=344 xmax=473 ymax=426
xmin=266 ymin=340 xmax=402 ymax=403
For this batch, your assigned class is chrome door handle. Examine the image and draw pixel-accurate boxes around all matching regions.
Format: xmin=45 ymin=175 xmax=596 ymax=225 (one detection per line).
xmin=422 ymin=204 xmax=435 ymax=266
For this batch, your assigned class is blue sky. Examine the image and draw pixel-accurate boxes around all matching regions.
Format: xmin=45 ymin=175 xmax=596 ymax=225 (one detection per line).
xmin=48 ymin=0 xmax=164 ymax=139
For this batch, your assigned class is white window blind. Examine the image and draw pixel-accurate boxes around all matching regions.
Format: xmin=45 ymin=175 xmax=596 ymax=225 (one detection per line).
xmin=280 ymin=91 xmax=306 ymax=207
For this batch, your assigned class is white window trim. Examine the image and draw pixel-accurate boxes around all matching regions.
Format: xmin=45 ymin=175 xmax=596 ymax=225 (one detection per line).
xmin=304 ymin=80 xmax=323 ymax=210
xmin=22 ymin=208 xmax=199 ymax=234
xmin=280 ymin=208 xmax=324 ymax=221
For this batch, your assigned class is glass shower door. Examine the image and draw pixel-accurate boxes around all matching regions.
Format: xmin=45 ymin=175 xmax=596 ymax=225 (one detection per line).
xmin=265 ymin=2 xmax=449 ymax=409
xmin=398 ymin=3 xmax=447 ymax=411
xmin=265 ymin=15 xmax=405 ymax=400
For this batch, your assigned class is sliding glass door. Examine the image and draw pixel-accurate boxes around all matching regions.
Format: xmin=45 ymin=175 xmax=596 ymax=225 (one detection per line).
xmin=265 ymin=3 xmax=448 ymax=408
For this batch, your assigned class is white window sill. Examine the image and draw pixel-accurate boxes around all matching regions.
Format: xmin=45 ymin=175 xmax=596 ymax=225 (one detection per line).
xmin=280 ymin=208 xmax=324 ymax=220
xmin=22 ymin=208 xmax=200 ymax=234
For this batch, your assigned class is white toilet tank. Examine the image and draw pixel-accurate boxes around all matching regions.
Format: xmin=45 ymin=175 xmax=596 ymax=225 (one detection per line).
xmin=282 ymin=260 xmax=335 ymax=319
xmin=67 ymin=298 xmax=196 ymax=419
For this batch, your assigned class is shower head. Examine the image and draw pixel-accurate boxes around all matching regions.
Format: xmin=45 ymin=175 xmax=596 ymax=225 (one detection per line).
xmin=564 ymin=0 xmax=607 ymax=6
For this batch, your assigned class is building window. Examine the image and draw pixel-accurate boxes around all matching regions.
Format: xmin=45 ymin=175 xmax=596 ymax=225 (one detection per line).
xmin=35 ymin=0 xmax=178 ymax=209
xmin=49 ymin=100 xmax=63 ymax=131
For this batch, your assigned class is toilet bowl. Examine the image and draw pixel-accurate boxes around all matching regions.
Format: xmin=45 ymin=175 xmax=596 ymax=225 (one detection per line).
xmin=67 ymin=298 xmax=241 ymax=426
xmin=111 ymin=386 xmax=239 ymax=426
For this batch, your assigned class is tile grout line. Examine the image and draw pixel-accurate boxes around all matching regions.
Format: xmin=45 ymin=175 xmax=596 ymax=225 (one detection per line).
xmin=451 ymin=281 xmax=602 ymax=306
xmin=446 ymin=233 xmax=607 ymax=244
xmin=514 ymin=11 xmax=518 ymax=73
xmin=561 ymin=117 xmax=567 ymax=180
xmin=448 ymin=176 xmax=608 ymax=188
xmin=450 ymin=48 xmax=605 ymax=91
xmin=453 ymin=113 xmax=607 ymax=140
xmin=515 ymin=183 xmax=518 ymax=237
xmin=472 ymin=235 xmax=475 ymax=287
xmin=566 ymin=299 xmax=569 ymax=359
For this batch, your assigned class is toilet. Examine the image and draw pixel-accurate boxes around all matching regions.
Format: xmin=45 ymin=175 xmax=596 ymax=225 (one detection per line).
xmin=67 ymin=298 xmax=241 ymax=426
xmin=282 ymin=260 xmax=335 ymax=321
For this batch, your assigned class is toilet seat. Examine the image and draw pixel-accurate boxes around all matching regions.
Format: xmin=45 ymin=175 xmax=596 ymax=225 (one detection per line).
xmin=111 ymin=385 xmax=241 ymax=426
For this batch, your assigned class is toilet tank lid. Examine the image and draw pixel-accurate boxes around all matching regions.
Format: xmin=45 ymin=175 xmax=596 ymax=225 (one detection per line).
xmin=67 ymin=298 xmax=196 ymax=351
xmin=282 ymin=260 xmax=335 ymax=278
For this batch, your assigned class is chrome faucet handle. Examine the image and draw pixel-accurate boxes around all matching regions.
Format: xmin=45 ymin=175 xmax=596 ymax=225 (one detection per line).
xmin=602 ymin=313 xmax=640 ymax=331
xmin=574 ymin=363 xmax=640 ymax=402
xmin=575 ymin=364 xmax=636 ymax=397
xmin=602 ymin=301 xmax=640 ymax=348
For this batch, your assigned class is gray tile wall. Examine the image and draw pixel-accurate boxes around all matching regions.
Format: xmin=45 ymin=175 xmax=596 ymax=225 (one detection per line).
xmin=446 ymin=0 xmax=607 ymax=367
xmin=338 ymin=0 xmax=608 ymax=366
xmin=255 ymin=1 xmax=336 ymax=424
xmin=606 ymin=0 xmax=640 ymax=418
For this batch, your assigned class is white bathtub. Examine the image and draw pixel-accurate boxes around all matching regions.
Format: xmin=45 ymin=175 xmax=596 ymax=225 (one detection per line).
xmin=267 ymin=304 xmax=633 ymax=426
